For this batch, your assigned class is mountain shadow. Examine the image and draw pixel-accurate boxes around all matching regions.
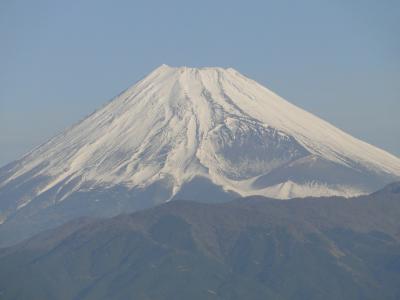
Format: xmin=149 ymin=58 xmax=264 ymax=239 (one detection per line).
xmin=0 ymin=183 xmax=399 ymax=300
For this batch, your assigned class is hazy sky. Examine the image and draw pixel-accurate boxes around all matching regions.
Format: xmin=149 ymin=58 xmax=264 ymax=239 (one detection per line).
xmin=1 ymin=0 xmax=399 ymax=166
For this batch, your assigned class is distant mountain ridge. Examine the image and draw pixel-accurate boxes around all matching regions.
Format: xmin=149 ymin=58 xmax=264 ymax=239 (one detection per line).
xmin=1 ymin=183 xmax=399 ymax=300
xmin=1 ymin=65 xmax=399 ymax=246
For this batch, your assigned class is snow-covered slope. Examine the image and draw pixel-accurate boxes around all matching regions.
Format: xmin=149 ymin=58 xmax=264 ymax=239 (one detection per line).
xmin=0 ymin=65 xmax=399 ymax=244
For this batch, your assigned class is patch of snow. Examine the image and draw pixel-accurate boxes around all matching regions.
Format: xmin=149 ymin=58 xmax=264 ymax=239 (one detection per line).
xmin=1 ymin=65 xmax=399 ymax=211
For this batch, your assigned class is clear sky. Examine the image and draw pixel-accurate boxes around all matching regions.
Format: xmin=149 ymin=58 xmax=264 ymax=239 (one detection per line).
xmin=1 ymin=0 xmax=399 ymax=166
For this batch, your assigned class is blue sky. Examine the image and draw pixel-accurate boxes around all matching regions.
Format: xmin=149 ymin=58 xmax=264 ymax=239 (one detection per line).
xmin=1 ymin=0 xmax=399 ymax=166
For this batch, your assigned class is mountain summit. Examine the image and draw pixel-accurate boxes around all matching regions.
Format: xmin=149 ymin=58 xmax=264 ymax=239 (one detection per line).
xmin=0 ymin=65 xmax=399 ymax=245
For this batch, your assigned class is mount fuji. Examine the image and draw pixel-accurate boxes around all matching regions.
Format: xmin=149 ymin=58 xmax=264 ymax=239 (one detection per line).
xmin=1 ymin=65 xmax=399 ymax=246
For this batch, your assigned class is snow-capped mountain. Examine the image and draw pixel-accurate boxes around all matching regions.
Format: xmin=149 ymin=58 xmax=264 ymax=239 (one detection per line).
xmin=0 ymin=65 xmax=399 ymax=245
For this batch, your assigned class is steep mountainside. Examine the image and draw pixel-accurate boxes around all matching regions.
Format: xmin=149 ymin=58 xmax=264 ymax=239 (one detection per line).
xmin=0 ymin=183 xmax=399 ymax=300
xmin=0 ymin=65 xmax=399 ymax=246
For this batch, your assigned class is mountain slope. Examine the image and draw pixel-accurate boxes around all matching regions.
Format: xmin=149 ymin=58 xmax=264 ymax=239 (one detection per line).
xmin=1 ymin=183 xmax=400 ymax=300
xmin=0 ymin=65 xmax=399 ymax=246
